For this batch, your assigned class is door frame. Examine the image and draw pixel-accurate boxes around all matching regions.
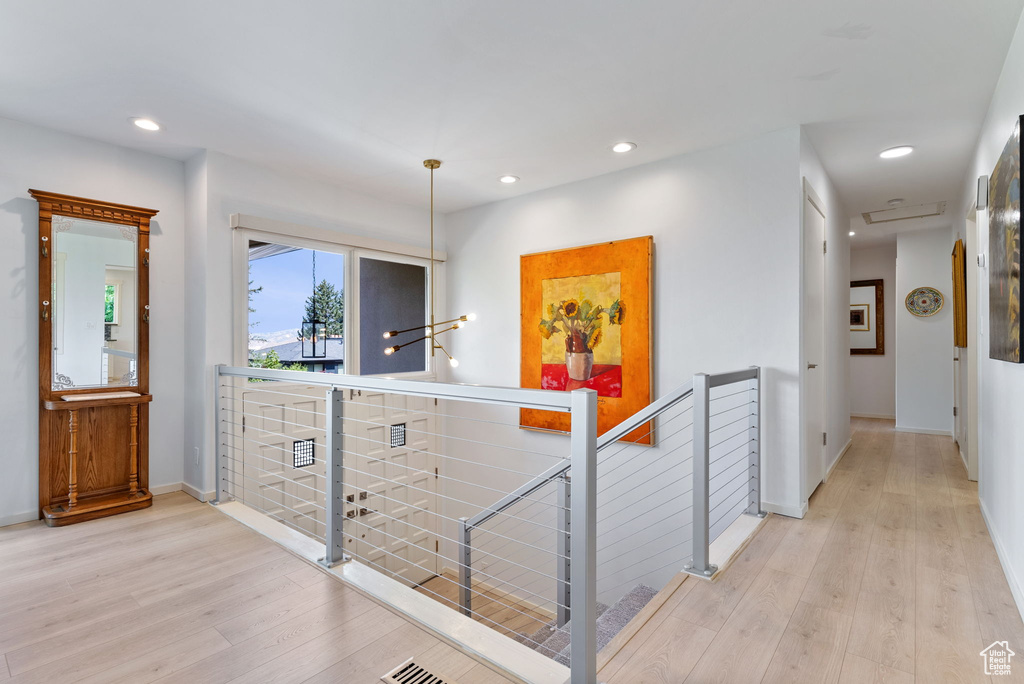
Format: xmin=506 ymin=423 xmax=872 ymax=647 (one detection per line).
xmin=964 ymin=202 xmax=980 ymax=481
xmin=800 ymin=178 xmax=829 ymax=508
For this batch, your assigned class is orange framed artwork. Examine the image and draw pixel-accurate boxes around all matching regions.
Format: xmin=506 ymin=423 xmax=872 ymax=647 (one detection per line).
xmin=520 ymin=236 xmax=653 ymax=444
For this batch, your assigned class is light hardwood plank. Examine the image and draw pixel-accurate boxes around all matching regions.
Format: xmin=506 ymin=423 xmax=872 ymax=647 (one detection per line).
xmin=74 ymin=628 xmax=231 ymax=684
xmin=846 ymin=494 xmax=916 ymax=674
xmin=605 ymin=615 xmax=715 ymax=684
xmin=683 ymin=568 xmax=806 ymax=684
xmin=915 ymin=567 xmax=989 ymax=684
xmin=7 ymin=574 xmax=304 ymax=680
xmin=799 ymin=526 xmax=872 ymax=617
xmin=213 ymin=573 xmax=358 ymax=645
xmin=460 ymin=663 xmax=519 ymax=684
xmin=916 ymin=499 xmax=968 ymax=575
xmin=761 ymin=601 xmax=852 ymax=684
xmin=674 ymin=513 xmax=790 ymax=631
xmin=765 ymin=515 xmax=833 ymax=579
xmin=223 ymin=618 xmax=430 ymax=684
xmin=6 ymin=554 xmax=306 ymax=674
xmin=156 ymin=595 xmax=400 ymax=684
xmin=839 ymin=653 xmax=915 ymax=684
xmin=0 ymin=654 xmax=8 ymax=681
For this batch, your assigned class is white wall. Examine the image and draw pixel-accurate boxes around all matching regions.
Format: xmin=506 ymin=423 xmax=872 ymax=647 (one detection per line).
xmin=954 ymin=7 xmax=1024 ymax=618
xmin=445 ymin=127 xmax=804 ymax=515
xmin=800 ymin=130 xmax=853 ymax=477
xmin=184 ymin=151 xmax=439 ymax=495
xmin=0 ymin=116 xmax=186 ymax=526
xmin=895 ymin=228 xmax=954 ymax=434
xmin=850 ymin=243 xmax=897 ymax=419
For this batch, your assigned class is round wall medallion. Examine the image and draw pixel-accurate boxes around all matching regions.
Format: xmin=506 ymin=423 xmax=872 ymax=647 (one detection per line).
xmin=905 ymin=287 xmax=944 ymax=317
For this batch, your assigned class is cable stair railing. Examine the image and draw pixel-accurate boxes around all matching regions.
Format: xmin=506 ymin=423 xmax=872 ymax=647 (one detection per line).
xmin=212 ymin=363 xmax=764 ymax=684
xmin=458 ymin=367 xmax=765 ymax=667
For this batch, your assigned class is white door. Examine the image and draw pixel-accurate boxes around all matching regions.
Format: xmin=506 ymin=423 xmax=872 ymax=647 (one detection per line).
xmin=345 ymin=389 xmax=439 ymax=586
xmin=240 ymin=383 xmax=326 ymax=539
xmin=965 ymin=212 xmax=980 ymax=481
xmin=954 ymin=348 xmax=965 ymax=449
xmin=802 ymin=182 xmax=827 ymax=501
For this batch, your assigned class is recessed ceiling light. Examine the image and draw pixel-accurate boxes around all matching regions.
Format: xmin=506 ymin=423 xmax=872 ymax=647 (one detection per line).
xmin=879 ymin=146 xmax=913 ymax=159
xmin=499 ymin=175 xmax=519 ymax=184
xmin=849 ymin=231 xmax=856 ymax=237
xmin=131 ymin=117 xmax=161 ymax=132
xmin=887 ymin=198 xmax=904 ymax=206
xmin=612 ymin=142 xmax=637 ymax=153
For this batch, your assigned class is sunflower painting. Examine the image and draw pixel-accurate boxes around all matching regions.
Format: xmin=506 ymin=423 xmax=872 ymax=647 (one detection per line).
xmin=989 ymin=115 xmax=1023 ymax=363
xmin=520 ymin=236 xmax=653 ymax=444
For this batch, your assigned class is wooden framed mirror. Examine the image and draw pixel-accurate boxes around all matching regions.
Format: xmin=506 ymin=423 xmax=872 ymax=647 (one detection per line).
xmin=851 ymin=278 xmax=884 ymax=355
xmin=31 ymin=190 xmax=158 ymax=526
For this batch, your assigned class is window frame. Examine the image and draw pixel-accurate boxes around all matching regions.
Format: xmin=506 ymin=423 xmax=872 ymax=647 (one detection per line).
xmin=232 ymin=221 xmax=442 ymax=380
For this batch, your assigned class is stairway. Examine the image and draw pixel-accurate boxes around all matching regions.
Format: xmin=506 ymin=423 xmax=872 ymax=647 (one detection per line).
xmin=517 ymin=585 xmax=658 ymax=664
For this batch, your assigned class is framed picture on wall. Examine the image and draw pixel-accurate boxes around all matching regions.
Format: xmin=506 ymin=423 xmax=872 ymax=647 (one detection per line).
xmin=988 ymin=115 xmax=1023 ymax=363
xmin=850 ymin=304 xmax=870 ymax=331
xmin=520 ymin=236 xmax=653 ymax=444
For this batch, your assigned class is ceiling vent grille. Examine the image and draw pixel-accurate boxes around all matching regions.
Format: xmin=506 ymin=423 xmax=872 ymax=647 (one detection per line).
xmin=862 ymin=201 xmax=947 ymax=224
xmin=381 ymin=659 xmax=454 ymax=684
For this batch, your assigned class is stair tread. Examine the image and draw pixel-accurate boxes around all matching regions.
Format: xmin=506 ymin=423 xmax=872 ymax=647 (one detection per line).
xmin=552 ymin=584 xmax=659 ymax=665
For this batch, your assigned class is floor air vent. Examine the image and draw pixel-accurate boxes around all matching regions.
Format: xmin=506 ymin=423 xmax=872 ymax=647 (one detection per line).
xmin=381 ymin=659 xmax=453 ymax=684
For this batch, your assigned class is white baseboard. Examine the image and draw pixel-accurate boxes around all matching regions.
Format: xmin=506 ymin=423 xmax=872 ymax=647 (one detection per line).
xmin=979 ymin=498 xmax=1024 ymax=624
xmin=0 ymin=510 xmax=38 ymax=528
xmin=824 ymin=439 xmax=853 ymax=482
xmin=181 ymin=482 xmax=213 ymax=502
xmin=851 ymin=413 xmax=896 ymax=420
xmin=150 ymin=483 xmax=183 ymax=496
xmin=894 ymin=426 xmax=953 ymax=436
xmin=762 ymin=500 xmax=808 ymax=519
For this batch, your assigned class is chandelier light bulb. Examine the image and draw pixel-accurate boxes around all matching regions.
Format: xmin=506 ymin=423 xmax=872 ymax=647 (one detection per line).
xmin=449 ymin=358 xmax=460 ymax=368
xmin=384 ymin=346 xmax=396 ymax=356
xmin=466 ymin=313 xmax=477 ymax=321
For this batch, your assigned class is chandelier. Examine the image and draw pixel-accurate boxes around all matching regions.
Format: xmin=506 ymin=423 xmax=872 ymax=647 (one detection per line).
xmin=383 ymin=159 xmax=474 ymax=367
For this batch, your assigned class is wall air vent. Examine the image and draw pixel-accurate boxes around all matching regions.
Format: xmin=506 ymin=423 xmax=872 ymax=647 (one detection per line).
xmin=862 ymin=201 xmax=947 ymax=225
xmin=381 ymin=659 xmax=455 ymax=684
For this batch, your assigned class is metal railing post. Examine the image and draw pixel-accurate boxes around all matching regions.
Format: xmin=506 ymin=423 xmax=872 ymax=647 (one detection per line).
xmin=459 ymin=517 xmax=472 ymax=617
xmin=212 ymin=365 xmax=229 ymax=505
xmin=569 ymin=389 xmax=597 ymax=684
xmin=684 ymin=373 xmax=717 ymax=579
xmin=320 ymin=388 xmax=348 ymax=568
xmin=556 ymin=474 xmax=571 ymax=628
xmin=747 ymin=367 xmax=766 ymax=517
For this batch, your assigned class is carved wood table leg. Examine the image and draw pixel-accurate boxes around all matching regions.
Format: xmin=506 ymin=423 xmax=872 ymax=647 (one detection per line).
xmin=67 ymin=409 xmax=78 ymax=509
xmin=129 ymin=404 xmax=139 ymax=495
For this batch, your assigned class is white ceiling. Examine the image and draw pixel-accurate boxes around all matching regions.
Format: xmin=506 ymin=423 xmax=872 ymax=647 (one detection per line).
xmin=0 ymin=1 xmax=1021 ymax=215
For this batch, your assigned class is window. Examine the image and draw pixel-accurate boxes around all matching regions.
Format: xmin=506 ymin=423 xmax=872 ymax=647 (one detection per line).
xmin=247 ymin=241 xmax=345 ymax=374
xmin=359 ymin=257 xmax=428 ymax=375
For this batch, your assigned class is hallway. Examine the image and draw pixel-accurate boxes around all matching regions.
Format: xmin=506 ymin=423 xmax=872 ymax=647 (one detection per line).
xmin=597 ymin=418 xmax=1024 ymax=683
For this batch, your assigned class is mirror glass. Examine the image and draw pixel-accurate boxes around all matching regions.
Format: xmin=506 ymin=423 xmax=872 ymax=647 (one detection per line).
xmin=51 ymin=216 xmax=138 ymax=389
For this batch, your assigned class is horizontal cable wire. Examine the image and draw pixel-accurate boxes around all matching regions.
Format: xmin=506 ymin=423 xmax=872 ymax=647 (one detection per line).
xmin=219 ymin=451 xmax=327 ymax=504
xmin=596 ymin=551 xmax=690 ymax=595
xmin=597 ymin=458 xmax=693 ymax=511
xmin=221 ymin=387 xmax=569 ymax=457
xmin=709 ymin=426 xmax=751 ymax=451
xmin=709 ymin=468 xmax=750 ymax=501
xmin=221 ymin=405 xmax=569 ymax=481
xmin=708 ymin=403 xmax=754 ymax=420
xmin=711 ymin=489 xmax=753 ymax=531
xmin=708 ymin=440 xmax=754 ymax=468
xmin=598 ymin=517 xmax=694 ymax=557
xmin=596 ymin=403 xmax=694 ymax=465
xmin=708 ymin=412 xmax=756 ymax=435
xmin=597 ymin=415 xmax=696 ymax=484
xmin=221 ymin=471 xmax=326 ymax=540
xmin=219 ymin=425 xmax=567 ymax=514
xmin=333 ymin=467 xmax=569 ymax=560
xmin=709 ymin=386 xmax=757 ymax=402
xmin=341 ymin=546 xmax=561 ymax=658
xmin=342 ymin=515 xmax=564 ymax=614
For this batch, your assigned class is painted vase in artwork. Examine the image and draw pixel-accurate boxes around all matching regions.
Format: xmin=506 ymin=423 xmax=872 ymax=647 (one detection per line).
xmin=565 ymin=351 xmax=594 ymax=381
xmin=540 ymin=297 xmax=624 ymax=383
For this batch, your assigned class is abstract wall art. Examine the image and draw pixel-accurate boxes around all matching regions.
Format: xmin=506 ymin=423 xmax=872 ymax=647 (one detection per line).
xmin=989 ymin=116 xmax=1023 ymax=362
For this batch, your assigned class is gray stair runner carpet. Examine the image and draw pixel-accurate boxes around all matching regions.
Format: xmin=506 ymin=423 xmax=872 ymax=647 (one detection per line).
xmin=515 ymin=584 xmax=659 ymax=664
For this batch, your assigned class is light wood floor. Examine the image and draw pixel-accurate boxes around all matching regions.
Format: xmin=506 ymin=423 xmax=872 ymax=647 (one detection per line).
xmin=0 ymin=492 xmax=512 ymax=684
xmin=597 ymin=418 xmax=1024 ymax=683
